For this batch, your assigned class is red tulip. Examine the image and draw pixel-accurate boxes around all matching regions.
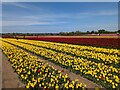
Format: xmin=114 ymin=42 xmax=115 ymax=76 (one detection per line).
xmin=61 ymin=70 xmax=64 ymax=72
xmin=26 ymin=36 xmax=120 ymax=48
xmin=37 ymin=69 xmax=40 ymax=73
xmin=101 ymin=76 xmax=104 ymax=80
xmin=119 ymin=70 xmax=120 ymax=73
xmin=45 ymin=88 xmax=49 ymax=90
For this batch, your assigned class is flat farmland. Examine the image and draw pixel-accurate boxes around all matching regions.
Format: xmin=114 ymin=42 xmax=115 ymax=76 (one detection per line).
xmin=17 ymin=35 xmax=120 ymax=48
xmin=0 ymin=38 xmax=120 ymax=90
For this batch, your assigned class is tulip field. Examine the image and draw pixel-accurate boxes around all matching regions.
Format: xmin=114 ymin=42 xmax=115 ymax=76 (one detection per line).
xmin=23 ymin=35 xmax=120 ymax=48
xmin=0 ymin=38 xmax=120 ymax=90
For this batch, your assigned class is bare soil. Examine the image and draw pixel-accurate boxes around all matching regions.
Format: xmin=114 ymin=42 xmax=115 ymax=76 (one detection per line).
xmin=1 ymin=51 xmax=24 ymax=88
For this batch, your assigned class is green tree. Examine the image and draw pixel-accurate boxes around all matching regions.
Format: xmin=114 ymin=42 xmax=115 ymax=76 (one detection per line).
xmin=118 ymin=30 xmax=120 ymax=33
xmin=91 ymin=30 xmax=95 ymax=34
xmin=98 ymin=29 xmax=106 ymax=34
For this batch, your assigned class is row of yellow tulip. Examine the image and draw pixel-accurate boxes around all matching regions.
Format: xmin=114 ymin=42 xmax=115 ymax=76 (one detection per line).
xmin=1 ymin=41 xmax=86 ymax=89
xmin=8 ymin=39 xmax=120 ymax=65
xmin=16 ymin=39 xmax=120 ymax=55
xmin=2 ymin=38 xmax=120 ymax=89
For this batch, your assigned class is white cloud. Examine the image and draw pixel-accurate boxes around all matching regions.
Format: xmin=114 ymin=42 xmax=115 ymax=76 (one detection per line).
xmin=2 ymin=21 xmax=48 ymax=26
xmin=2 ymin=10 xmax=117 ymax=27
xmin=2 ymin=2 xmax=30 ymax=9
xmin=0 ymin=21 xmax=2 ymax=27
xmin=80 ymin=11 xmax=118 ymax=16
xmin=10 ymin=2 xmax=30 ymax=9
xmin=2 ymin=23 xmax=117 ymax=33
xmin=29 ymin=21 xmax=67 ymax=25
xmin=2 ymin=2 xmax=43 ymax=10
xmin=73 ymin=23 xmax=118 ymax=31
xmin=2 ymin=20 xmax=67 ymax=26
xmin=4 ymin=10 xmax=116 ymax=21
xmin=2 ymin=13 xmax=70 ymax=25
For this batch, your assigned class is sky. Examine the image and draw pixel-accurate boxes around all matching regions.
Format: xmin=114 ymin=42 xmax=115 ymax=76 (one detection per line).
xmin=2 ymin=2 xmax=118 ymax=33
xmin=1 ymin=0 xmax=120 ymax=2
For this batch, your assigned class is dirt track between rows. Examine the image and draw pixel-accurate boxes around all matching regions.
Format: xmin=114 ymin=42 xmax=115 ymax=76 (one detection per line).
xmin=1 ymin=51 xmax=24 ymax=88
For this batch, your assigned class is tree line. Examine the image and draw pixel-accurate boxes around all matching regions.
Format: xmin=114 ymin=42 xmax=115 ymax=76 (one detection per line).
xmin=2 ymin=29 xmax=120 ymax=37
xmin=59 ymin=29 xmax=120 ymax=36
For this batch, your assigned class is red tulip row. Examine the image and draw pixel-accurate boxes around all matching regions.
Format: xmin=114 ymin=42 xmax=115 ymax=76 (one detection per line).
xmin=24 ymin=36 xmax=120 ymax=48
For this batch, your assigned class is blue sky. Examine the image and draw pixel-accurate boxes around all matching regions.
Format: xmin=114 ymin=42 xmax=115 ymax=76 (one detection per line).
xmin=2 ymin=2 xmax=118 ymax=33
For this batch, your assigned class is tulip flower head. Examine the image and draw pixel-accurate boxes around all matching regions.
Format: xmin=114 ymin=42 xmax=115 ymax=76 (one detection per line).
xmin=101 ymin=76 xmax=104 ymax=80
xmin=62 ymin=70 xmax=64 ymax=72
xmin=37 ymin=69 xmax=40 ymax=73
